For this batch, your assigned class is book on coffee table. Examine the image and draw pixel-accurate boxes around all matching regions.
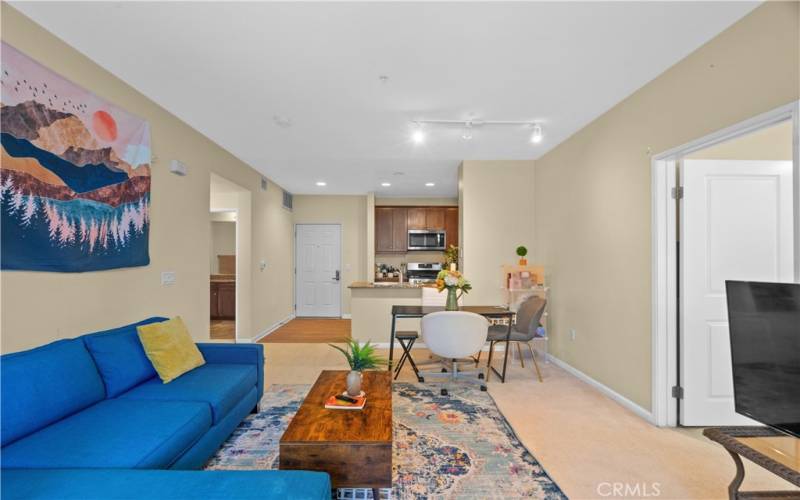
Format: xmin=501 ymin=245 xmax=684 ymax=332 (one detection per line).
xmin=325 ymin=393 xmax=366 ymax=410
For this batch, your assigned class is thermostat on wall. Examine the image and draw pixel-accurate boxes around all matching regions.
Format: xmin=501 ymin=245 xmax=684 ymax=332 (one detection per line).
xmin=170 ymin=160 xmax=187 ymax=176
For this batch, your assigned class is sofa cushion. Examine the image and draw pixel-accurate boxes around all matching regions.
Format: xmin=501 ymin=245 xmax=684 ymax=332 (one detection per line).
xmin=119 ymin=364 xmax=257 ymax=424
xmin=1 ymin=469 xmax=332 ymax=500
xmin=1 ymin=399 xmax=211 ymax=469
xmin=1 ymin=339 xmax=105 ymax=447
xmin=82 ymin=317 xmax=167 ymax=397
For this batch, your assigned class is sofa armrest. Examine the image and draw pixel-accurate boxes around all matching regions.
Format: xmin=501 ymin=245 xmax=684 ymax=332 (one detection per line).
xmin=196 ymin=343 xmax=264 ymax=402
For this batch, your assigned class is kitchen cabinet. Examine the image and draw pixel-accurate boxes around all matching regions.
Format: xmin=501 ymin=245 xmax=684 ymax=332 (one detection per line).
xmin=375 ymin=206 xmax=458 ymax=254
xmin=211 ymin=281 xmax=236 ymax=319
xmin=444 ymin=207 xmax=459 ymax=249
xmin=375 ymin=207 xmax=407 ymax=252
xmin=426 ymin=208 xmax=445 ymax=230
xmin=407 ymin=208 xmax=427 ymax=230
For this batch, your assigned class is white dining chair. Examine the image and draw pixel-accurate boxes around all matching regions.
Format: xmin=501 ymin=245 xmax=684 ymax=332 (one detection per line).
xmin=418 ymin=311 xmax=489 ymax=395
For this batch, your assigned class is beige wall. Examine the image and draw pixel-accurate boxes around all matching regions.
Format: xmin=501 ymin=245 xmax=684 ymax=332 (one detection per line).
xmin=292 ymin=195 xmax=368 ymax=315
xmin=460 ymin=160 xmax=536 ymax=306
xmin=0 ymin=5 xmax=294 ymax=352
xmin=687 ymin=119 xmax=793 ymax=160
xmin=210 ymin=220 xmax=236 ymax=274
xmin=533 ymin=2 xmax=799 ymax=410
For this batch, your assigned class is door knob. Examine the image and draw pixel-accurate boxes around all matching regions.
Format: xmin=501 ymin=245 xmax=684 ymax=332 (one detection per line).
xmin=334 ymin=270 xmax=341 ymax=281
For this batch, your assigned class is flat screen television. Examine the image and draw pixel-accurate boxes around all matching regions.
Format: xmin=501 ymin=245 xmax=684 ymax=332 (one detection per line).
xmin=726 ymin=281 xmax=800 ymax=438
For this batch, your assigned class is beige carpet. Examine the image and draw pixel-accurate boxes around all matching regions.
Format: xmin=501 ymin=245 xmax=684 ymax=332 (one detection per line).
xmin=262 ymin=343 xmax=798 ymax=499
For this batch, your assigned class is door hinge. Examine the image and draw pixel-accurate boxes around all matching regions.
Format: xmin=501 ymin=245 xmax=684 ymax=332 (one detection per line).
xmin=672 ymin=385 xmax=684 ymax=399
xmin=672 ymin=186 xmax=684 ymax=199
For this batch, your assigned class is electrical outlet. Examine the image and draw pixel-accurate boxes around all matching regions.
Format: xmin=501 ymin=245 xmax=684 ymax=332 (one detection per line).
xmin=161 ymin=271 xmax=176 ymax=285
xmin=570 ymin=329 xmax=577 ymax=341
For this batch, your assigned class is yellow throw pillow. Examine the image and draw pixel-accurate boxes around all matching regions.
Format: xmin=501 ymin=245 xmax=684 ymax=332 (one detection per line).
xmin=137 ymin=317 xmax=205 ymax=383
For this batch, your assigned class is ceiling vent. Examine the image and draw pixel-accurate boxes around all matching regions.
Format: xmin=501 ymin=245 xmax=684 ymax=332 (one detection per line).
xmin=261 ymin=177 xmax=268 ymax=191
xmin=282 ymin=190 xmax=293 ymax=211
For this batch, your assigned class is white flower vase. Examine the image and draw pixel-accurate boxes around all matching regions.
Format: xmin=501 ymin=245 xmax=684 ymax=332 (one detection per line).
xmin=346 ymin=370 xmax=362 ymax=397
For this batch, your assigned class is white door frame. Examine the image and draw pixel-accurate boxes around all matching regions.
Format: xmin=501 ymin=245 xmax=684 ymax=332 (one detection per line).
xmin=651 ymin=100 xmax=800 ymax=427
xmin=210 ymin=208 xmax=240 ymax=342
xmin=294 ymin=223 xmax=343 ymax=318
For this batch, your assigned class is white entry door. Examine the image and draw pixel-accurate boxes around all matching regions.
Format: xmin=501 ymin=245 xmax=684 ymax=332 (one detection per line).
xmin=681 ymin=160 xmax=794 ymax=426
xmin=295 ymin=224 xmax=342 ymax=317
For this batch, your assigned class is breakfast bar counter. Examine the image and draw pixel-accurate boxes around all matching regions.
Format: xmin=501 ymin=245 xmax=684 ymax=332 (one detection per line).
xmin=349 ymin=282 xmax=424 ymax=343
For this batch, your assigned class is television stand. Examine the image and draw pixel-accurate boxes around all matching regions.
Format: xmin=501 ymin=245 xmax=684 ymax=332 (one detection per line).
xmin=703 ymin=427 xmax=800 ymax=500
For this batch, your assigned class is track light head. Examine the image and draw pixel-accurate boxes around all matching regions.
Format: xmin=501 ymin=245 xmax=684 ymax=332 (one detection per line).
xmin=462 ymin=122 xmax=473 ymax=141
xmin=412 ymin=123 xmax=425 ymax=144
xmin=531 ymin=123 xmax=543 ymax=144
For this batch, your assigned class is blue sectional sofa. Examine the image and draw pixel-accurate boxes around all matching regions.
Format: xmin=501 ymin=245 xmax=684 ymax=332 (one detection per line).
xmin=0 ymin=317 xmax=331 ymax=499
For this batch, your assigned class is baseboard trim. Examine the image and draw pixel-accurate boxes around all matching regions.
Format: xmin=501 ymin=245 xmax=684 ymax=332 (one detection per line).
xmin=547 ymin=354 xmax=655 ymax=424
xmin=341 ymin=313 xmax=352 ymax=319
xmin=252 ymin=313 xmax=296 ymax=343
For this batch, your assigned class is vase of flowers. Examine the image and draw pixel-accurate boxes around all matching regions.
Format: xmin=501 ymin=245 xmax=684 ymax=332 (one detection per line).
xmin=436 ymin=269 xmax=472 ymax=311
xmin=329 ymin=339 xmax=386 ymax=396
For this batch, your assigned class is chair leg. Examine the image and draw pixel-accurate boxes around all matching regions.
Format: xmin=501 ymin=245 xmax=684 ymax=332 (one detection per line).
xmin=394 ymin=338 xmax=415 ymax=380
xmin=527 ymin=342 xmax=543 ymax=383
xmin=475 ymin=349 xmax=482 ymax=365
xmin=516 ymin=342 xmax=525 ymax=368
xmin=486 ymin=341 xmax=496 ymax=382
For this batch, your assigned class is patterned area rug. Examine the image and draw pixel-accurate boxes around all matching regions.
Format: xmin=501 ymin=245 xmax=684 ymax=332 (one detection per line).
xmin=205 ymin=383 xmax=566 ymax=499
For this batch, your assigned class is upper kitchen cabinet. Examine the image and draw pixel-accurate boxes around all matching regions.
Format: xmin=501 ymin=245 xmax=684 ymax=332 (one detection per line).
xmin=407 ymin=208 xmax=427 ymax=230
xmin=375 ymin=207 xmax=407 ymax=252
xmin=407 ymin=207 xmax=445 ymax=230
xmin=444 ymin=207 xmax=459 ymax=249
xmin=426 ymin=208 xmax=445 ymax=230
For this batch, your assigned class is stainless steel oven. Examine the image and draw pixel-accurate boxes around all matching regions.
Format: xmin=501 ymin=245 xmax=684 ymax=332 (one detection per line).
xmin=406 ymin=262 xmax=443 ymax=285
xmin=407 ymin=230 xmax=446 ymax=251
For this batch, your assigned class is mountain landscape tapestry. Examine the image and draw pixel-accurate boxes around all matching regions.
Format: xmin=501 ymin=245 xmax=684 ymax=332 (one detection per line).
xmin=1 ymin=43 xmax=150 ymax=272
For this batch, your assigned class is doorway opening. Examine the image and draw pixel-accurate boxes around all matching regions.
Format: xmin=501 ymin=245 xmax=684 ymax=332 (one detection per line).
xmin=210 ymin=173 xmax=251 ymax=342
xmin=651 ymin=102 xmax=799 ymax=427
xmin=210 ymin=209 xmax=237 ymax=340
xmin=294 ymin=224 xmax=343 ymax=318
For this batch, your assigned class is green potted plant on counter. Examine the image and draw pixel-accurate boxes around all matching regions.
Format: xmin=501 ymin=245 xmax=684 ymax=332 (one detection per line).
xmin=516 ymin=246 xmax=528 ymax=266
xmin=329 ymin=340 xmax=386 ymax=396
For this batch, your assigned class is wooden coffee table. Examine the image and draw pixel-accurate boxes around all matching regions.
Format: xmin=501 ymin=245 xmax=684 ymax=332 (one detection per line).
xmin=279 ymin=370 xmax=392 ymax=496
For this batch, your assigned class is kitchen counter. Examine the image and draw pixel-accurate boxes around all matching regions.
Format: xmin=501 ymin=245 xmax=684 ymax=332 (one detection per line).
xmin=350 ymin=283 xmax=426 ymax=342
xmin=348 ymin=281 xmax=426 ymax=289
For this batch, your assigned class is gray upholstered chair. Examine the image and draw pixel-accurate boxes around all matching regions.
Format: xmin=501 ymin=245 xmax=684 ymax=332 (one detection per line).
xmin=483 ymin=295 xmax=547 ymax=382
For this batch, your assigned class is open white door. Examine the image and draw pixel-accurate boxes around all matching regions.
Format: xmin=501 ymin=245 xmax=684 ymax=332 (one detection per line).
xmin=295 ymin=224 xmax=342 ymax=317
xmin=681 ymin=160 xmax=794 ymax=426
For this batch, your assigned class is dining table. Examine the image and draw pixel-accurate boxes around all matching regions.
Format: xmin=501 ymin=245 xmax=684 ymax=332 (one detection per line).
xmin=389 ymin=305 xmax=516 ymax=383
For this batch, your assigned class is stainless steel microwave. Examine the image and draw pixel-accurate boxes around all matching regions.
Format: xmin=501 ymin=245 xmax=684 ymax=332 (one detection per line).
xmin=408 ymin=230 xmax=446 ymax=251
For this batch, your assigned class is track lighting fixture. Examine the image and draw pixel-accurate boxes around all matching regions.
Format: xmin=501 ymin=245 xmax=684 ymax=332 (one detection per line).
xmin=411 ymin=119 xmax=544 ymax=144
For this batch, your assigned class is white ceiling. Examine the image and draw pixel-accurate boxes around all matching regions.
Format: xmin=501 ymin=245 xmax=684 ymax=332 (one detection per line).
xmin=13 ymin=1 xmax=758 ymax=197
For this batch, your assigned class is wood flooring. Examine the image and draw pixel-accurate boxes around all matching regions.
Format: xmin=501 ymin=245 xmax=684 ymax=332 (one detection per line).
xmin=210 ymin=320 xmax=235 ymax=340
xmin=260 ymin=318 xmax=351 ymax=343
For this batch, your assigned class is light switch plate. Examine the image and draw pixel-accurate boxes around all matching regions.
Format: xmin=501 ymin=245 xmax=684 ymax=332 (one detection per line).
xmin=161 ymin=271 xmax=176 ymax=285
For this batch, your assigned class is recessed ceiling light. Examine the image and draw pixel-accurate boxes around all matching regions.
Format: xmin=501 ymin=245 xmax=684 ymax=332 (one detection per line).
xmin=316 ymin=181 xmax=327 ymax=187
xmin=425 ymin=182 xmax=435 ymax=187
xmin=381 ymin=182 xmax=391 ymax=187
